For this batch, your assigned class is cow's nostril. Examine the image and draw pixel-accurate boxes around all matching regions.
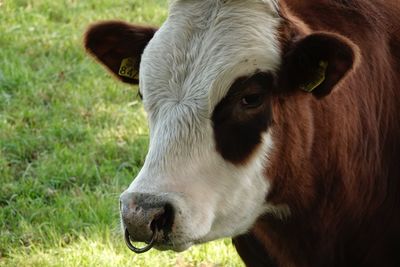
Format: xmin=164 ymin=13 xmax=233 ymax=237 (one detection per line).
xmin=151 ymin=203 xmax=175 ymax=234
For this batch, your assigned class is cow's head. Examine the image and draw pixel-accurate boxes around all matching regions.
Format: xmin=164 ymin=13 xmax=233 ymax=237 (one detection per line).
xmin=85 ymin=0 xmax=356 ymax=252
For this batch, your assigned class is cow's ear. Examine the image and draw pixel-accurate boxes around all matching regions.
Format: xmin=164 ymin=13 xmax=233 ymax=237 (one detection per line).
xmin=84 ymin=21 xmax=157 ymax=84
xmin=279 ymin=32 xmax=357 ymax=98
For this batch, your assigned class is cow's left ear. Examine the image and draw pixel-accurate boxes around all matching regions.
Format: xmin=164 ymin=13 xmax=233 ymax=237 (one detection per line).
xmin=279 ymin=32 xmax=357 ymax=98
xmin=84 ymin=21 xmax=157 ymax=84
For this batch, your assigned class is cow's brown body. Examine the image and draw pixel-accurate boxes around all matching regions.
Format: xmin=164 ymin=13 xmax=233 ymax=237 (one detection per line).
xmin=234 ymin=1 xmax=400 ymax=266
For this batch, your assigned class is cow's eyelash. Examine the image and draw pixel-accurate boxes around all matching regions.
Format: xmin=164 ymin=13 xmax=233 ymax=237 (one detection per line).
xmin=137 ymin=90 xmax=143 ymax=100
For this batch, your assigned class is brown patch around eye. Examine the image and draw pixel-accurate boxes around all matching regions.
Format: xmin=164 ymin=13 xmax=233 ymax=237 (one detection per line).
xmin=212 ymin=73 xmax=274 ymax=164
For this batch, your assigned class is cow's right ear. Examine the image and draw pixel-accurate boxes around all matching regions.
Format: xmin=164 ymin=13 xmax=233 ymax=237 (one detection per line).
xmin=84 ymin=21 xmax=157 ymax=84
xmin=278 ymin=32 xmax=358 ymax=98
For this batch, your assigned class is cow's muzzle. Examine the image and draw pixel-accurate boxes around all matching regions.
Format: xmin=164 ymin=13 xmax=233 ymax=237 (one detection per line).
xmin=120 ymin=192 xmax=175 ymax=253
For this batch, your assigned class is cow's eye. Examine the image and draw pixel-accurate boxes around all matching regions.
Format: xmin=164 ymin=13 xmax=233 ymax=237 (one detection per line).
xmin=241 ymin=94 xmax=263 ymax=108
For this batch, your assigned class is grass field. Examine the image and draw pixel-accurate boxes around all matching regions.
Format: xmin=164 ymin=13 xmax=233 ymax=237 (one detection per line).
xmin=0 ymin=1 xmax=244 ymax=266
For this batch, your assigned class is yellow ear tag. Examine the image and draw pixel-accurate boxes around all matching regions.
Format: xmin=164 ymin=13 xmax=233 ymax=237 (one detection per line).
xmin=300 ymin=61 xmax=328 ymax=93
xmin=119 ymin=57 xmax=138 ymax=79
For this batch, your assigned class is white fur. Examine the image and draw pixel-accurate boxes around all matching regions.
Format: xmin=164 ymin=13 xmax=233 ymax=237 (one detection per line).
xmin=122 ymin=0 xmax=287 ymax=251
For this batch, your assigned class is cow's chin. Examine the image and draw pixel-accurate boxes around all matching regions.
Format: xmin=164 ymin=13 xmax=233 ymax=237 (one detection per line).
xmin=152 ymin=219 xmax=259 ymax=253
xmin=152 ymin=234 xmax=226 ymax=252
xmin=151 ymin=230 xmax=218 ymax=253
xmin=150 ymin=219 xmax=248 ymax=252
xmin=154 ymin=242 xmax=193 ymax=252
xmin=151 ymin=233 xmax=217 ymax=252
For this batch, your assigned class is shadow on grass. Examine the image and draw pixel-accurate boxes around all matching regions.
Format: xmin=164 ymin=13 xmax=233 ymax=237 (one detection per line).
xmin=2 ymin=229 xmax=243 ymax=267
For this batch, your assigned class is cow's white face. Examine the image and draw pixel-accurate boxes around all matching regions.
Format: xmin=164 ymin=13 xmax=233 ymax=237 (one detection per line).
xmin=122 ymin=0 xmax=283 ymax=251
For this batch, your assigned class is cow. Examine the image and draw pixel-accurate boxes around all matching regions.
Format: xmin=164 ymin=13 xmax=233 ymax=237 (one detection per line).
xmin=84 ymin=0 xmax=400 ymax=266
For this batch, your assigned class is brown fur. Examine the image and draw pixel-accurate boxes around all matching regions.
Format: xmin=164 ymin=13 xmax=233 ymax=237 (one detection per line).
xmin=234 ymin=0 xmax=400 ymax=266
xmin=212 ymin=73 xmax=275 ymax=164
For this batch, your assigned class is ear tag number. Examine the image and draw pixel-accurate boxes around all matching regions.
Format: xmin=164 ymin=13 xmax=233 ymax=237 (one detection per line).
xmin=119 ymin=57 xmax=137 ymax=79
xmin=301 ymin=61 xmax=328 ymax=93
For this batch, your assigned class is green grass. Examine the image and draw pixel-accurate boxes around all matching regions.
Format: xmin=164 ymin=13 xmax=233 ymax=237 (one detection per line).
xmin=0 ymin=0 xmax=244 ymax=266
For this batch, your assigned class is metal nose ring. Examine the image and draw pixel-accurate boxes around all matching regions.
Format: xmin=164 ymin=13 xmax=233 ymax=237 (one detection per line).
xmin=124 ymin=228 xmax=156 ymax=254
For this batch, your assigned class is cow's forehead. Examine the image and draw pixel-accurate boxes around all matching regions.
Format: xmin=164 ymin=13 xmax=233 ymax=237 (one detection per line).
xmin=140 ymin=0 xmax=282 ymax=114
